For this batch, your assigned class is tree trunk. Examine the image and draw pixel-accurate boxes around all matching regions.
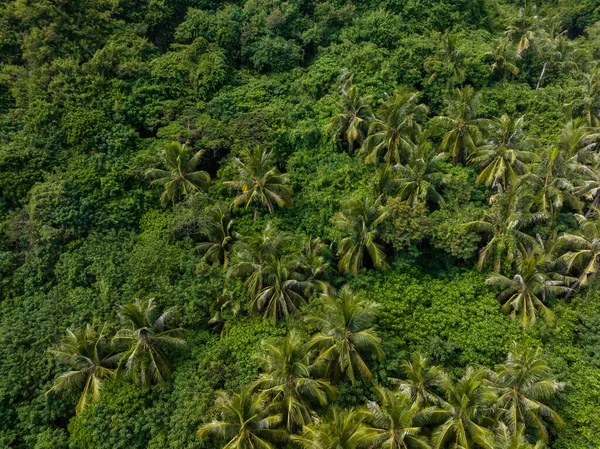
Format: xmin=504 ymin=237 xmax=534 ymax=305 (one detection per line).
xmin=536 ymin=61 xmax=548 ymax=90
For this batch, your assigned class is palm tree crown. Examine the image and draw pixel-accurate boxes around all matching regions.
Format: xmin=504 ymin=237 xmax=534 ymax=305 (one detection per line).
xmin=114 ymin=298 xmax=185 ymax=386
xmin=328 ymin=82 xmax=374 ymax=152
xmin=146 ymin=142 xmax=211 ymax=206
xmin=306 ymin=286 xmax=383 ymax=385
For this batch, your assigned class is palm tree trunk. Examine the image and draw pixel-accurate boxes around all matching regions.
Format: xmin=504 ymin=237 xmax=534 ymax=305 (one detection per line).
xmin=536 ymin=62 xmax=548 ymax=90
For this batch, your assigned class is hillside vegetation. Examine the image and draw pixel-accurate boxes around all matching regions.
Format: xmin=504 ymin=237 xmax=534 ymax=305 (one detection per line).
xmin=1 ymin=0 xmax=600 ymax=448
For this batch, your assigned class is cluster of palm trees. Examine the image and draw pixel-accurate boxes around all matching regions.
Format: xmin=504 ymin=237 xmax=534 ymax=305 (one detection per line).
xmin=328 ymin=57 xmax=600 ymax=327
xmin=47 ymin=298 xmax=184 ymax=415
xmin=199 ymin=323 xmax=563 ymax=449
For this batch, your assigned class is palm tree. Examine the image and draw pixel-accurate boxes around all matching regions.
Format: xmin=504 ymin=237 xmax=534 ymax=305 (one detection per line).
xmin=521 ymin=146 xmax=582 ymax=224
xmin=333 ymin=195 xmax=388 ymax=274
xmin=431 ymin=86 xmax=486 ymax=163
xmin=392 ymin=353 xmax=445 ymax=407
xmin=470 ymin=115 xmax=538 ymax=191
xmin=146 ymin=142 xmax=211 ymax=206
xmin=505 ymin=3 xmax=540 ymax=57
xmin=374 ymin=163 xmax=401 ymax=199
xmin=486 ymin=245 xmax=572 ymax=327
xmin=292 ymin=406 xmax=377 ymax=449
xmin=328 ymin=82 xmax=374 ymax=152
xmin=113 ymin=298 xmax=185 ymax=386
xmin=424 ymin=32 xmax=465 ymax=86
xmin=196 ymin=204 xmax=236 ymax=268
xmin=197 ymin=387 xmax=288 ymax=449
xmin=306 ymin=286 xmax=384 ymax=385
xmin=430 ymin=367 xmax=496 ymax=449
xmin=487 ymin=40 xmax=520 ymax=80
xmin=302 ymin=236 xmax=334 ymax=291
xmin=226 ymin=146 xmax=293 ymax=218
xmin=558 ymin=210 xmax=600 ymax=288
xmin=465 ymin=190 xmax=537 ymax=272
xmin=493 ymin=423 xmax=544 ymax=449
xmin=228 ymin=223 xmax=292 ymax=300
xmin=251 ymin=253 xmax=313 ymax=323
xmin=47 ymin=325 xmax=116 ymax=415
xmin=361 ymin=89 xmax=428 ymax=165
xmin=253 ymin=331 xmax=337 ymax=432
xmin=558 ymin=117 xmax=599 ymax=166
xmin=396 ymin=136 xmax=449 ymax=207
xmin=364 ymin=386 xmax=432 ymax=449
xmin=570 ymin=66 xmax=600 ymax=127
xmin=486 ymin=343 xmax=564 ymax=443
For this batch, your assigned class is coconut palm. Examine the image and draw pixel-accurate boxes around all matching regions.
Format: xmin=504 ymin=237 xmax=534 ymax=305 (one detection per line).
xmin=520 ymin=146 xmax=582 ymax=224
xmin=558 ymin=210 xmax=600 ymax=288
xmin=292 ymin=406 xmax=377 ymax=449
xmin=228 ymin=223 xmax=292 ymax=300
xmin=328 ymin=82 xmax=374 ymax=152
xmin=431 ymin=86 xmax=486 ymax=163
xmin=487 ymin=40 xmax=520 ymax=79
xmin=208 ymin=289 xmax=243 ymax=336
xmin=424 ymin=32 xmax=465 ymax=86
xmin=392 ymin=353 xmax=445 ymax=407
xmin=361 ymin=89 xmax=428 ymax=165
xmin=470 ymin=115 xmax=538 ymax=191
xmin=493 ymin=423 xmax=544 ymax=449
xmin=226 ymin=146 xmax=293 ymax=218
xmin=374 ymin=163 xmax=401 ymax=199
xmin=430 ymin=367 xmax=497 ymax=449
xmin=465 ymin=190 xmax=537 ymax=272
xmin=197 ymin=387 xmax=288 ymax=449
xmin=251 ymin=253 xmax=313 ymax=323
xmin=396 ymin=136 xmax=449 ymax=207
xmin=47 ymin=325 xmax=116 ymax=415
xmin=302 ymin=236 xmax=334 ymax=291
xmin=306 ymin=286 xmax=384 ymax=385
xmin=253 ymin=331 xmax=337 ymax=432
xmin=333 ymin=195 xmax=388 ymax=274
xmin=570 ymin=66 xmax=600 ymax=127
xmin=146 ymin=142 xmax=211 ymax=206
xmin=486 ymin=245 xmax=572 ymax=327
xmin=558 ymin=117 xmax=599 ymax=166
xmin=505 ymin=3 xmax=541 ymax=57
xmin=364 ymin=386 xmax=432 ymax=449
xmin=486 ymin=343 xmax=564 ymax=443
xmin=196 ymin=204 xmax=236 ymax=268
xmin=113 ymin=298 xmax=185 ymax=386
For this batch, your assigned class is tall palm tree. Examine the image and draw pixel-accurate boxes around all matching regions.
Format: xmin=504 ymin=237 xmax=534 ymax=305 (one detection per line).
xmin=197 ymin=387 xmax=288 ymax=449
xmin=570 ymin=66 xmax=600 ymax=127
xmin=364 ymin=386 xmax=432 ymax=449
xmin=424 ymin=32 xmax=465 ymax=86
xmin=196 ymin=204 xmax=236 ymax=268
xmin=328 ymin=82 xmax=374 ymax=152
xmin=392 ymin=353 xmax=445 ymax=407
xmin=505 ymin=3 xmax=540 ymax=57
xmin=396 ymin=136 xmax=449 ymax=207
xmin=302 ymin=236 xmax=333 ymax=291
xmin=520 ymin=146 xmax=582 ymax=224
xmin=493 ymin=423 xmax=544 ymax=449
xmin=306 ymin=286 xmax=384 ymax=385
xmin=226 ymin=146 xmax=293 ymax=218
xmin=253 ymin=331 xmax=337 ymax=432
xmin=361 ymin=89 xmax=428 ymax=165
xmin=465 ymin=190 xmax=537 ymax=272
xmin=292 ymin=406 xmax=377 ymax=449
xmin=431 ymin=86 xmax=486 ymax=163
xmin=486 ymin=245 xmax=572 ymax=327
xmin=430 ymin=367 xmax=496 ymax=449
xmin=470 ymin=115 xmax=538 ymax=191
xmin=333 ymin=195 xmax=388 ymax=274
xmin=208 ymin=289 xmax=243 ymax=336
xmin=558 ymin=210 xmax=600 ymax=288
xmin=486 ymin=343 xmax=564 ymax=443
xmin=47 ymin=325 xmax=116 ymax=415
xmin=113 ymin=298 xmax=185 ymax=386
xmin=228 ymin=223 xmax=292 ymax=300
xmin=146 ymin=142 xmax=211 ymax=206
xmin=374 ymin=163 xmax=401 ymax=199
xmin=558 ymin=117 xmax=599 ymax=166
xmin=487 ymin=40 xmax=520 ymax=80
xmin=251 ymin=253 xmax=313 ymax=323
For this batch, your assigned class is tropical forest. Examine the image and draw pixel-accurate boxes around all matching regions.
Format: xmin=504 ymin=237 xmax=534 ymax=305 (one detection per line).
xmin=1 ymin=0 xmax=600 ymax=448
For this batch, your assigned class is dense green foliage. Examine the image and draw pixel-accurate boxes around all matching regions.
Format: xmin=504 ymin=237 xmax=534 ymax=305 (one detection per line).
xmin=1 ymin=0 xmax=600 ymax=448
